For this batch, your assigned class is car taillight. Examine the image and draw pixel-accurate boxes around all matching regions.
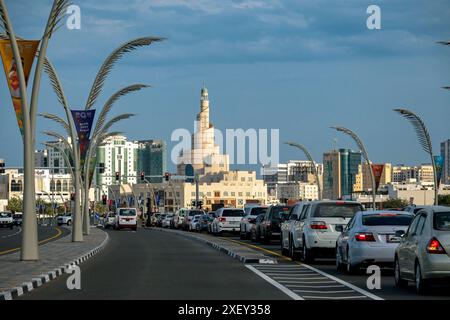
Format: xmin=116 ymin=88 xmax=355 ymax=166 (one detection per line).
xmin=310 ymin=221 xmax=327 ymax=230
xmin=427 ymin=238 xmax=446 ymax=254
xmin=355 ymin=232 xmax=376 ymax=242
xmin=219 ymin=217 xmax=226 ymax=222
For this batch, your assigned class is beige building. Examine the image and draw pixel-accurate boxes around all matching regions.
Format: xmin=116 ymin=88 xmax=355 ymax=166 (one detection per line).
xmin=117 ymin=170 xmax=266 ymax=212
xmin=275 ymin=182 xmax=319 ymax=202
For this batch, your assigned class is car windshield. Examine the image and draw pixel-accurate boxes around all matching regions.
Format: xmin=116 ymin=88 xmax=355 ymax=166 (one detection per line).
xmin=222 ymin=209 xmax=244 ymax=217
xmin=362 ymin=214 xmax=413 ymax=226
xmin=0 ymin=212 xmax=12 ymax=218
xmin=313 ymin=203 xmax=362 ymax=218
xmin=271 ymin=206 xmax=291 ymax=219
xmin=189 ymin=210 xmax=204 ymax=216
xmin=119 ymin=209 xmax=136 ymax=216
xmin=434 ymin=212 xmax=450 ymax=231
xmin=250 ymin=207 xmax=267 ymax=216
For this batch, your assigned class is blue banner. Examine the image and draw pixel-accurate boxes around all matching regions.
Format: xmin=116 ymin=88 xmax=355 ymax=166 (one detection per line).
xmin=434 ymin=155 xmax=444 ymax=188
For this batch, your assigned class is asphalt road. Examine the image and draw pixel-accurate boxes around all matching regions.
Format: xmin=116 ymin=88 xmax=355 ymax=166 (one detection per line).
xmin=19 ymin=227 xmax=290 ymax=300
xmin=0 ymin=225 xmax=69 ymax=255
xmin=218 ymin=233 xmax=450 ymax=300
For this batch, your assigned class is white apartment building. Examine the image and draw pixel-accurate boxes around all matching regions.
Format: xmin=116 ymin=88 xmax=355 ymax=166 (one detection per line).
xmin=95 ymin=135 xmax=138 ymax=196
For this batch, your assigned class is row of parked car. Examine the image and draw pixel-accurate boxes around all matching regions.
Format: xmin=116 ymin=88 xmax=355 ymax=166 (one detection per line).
xmin=153 ymin=200 xmax=450 ymax=294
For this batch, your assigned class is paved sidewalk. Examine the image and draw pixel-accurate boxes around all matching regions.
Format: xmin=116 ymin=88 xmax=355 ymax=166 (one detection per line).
xmin=152 ymin=228 xmax=277 ymax=264
xmin=0 ymin=227 xmax=108 ymax=299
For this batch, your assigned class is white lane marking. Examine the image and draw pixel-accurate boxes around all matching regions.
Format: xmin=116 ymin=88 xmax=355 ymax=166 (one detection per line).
xmin=279 ymin=280 xmax=337 ymax=284
xmin=0 ymin=227 xmax=22 ymax=239
xmin=300 ymin=264 xmax=384 ymax=300
xmin=293 ymin=289 xmax=355 ymax=294
xmin=273 ymin=276 xmax=328 ymax=280
xmin=245 ymin=265 xmax=304 ymax=301
xmin=285 ymin=284 xmax=346 ymax=288
xmin=303 ymin=295 xmax=368 ymax=300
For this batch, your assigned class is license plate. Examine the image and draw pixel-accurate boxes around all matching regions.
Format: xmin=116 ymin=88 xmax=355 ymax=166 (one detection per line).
xmin=387 ymin=235 xmax=401 ymax=243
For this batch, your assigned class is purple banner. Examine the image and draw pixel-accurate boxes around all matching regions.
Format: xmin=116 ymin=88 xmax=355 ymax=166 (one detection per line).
xmin=71 ymin=109 xmax=96 ymax=142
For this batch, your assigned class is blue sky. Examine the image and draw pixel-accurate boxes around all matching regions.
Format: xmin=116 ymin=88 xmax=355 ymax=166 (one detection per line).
xmin=0 ymin=0 xmax=449 ymax=172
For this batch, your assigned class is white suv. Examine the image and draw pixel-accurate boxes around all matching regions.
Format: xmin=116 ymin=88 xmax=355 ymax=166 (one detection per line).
xmin=240 ymin=206 xmax=267 ymax=239
xmin=57 ymin=213 xmax=72 ymax=226
xmin=0 ymin=212 xmax=14 ymax=229
xmin=211 ymin=208 xmax=244 ymax=235
xmin=281 ymin=200 xmax=363 ymax=262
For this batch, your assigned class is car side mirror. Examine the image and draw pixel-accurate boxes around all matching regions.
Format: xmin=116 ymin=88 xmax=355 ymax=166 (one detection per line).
xmin=395 ymin=230 xmax=406 ymax=238
xmin=335 ymin=225 xmax=344 ymax=233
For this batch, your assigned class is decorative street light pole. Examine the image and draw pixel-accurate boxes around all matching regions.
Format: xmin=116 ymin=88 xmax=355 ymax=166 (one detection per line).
xmin=285 ymin=142 xmax=322 ymax=200
xmin=394 ymin=108 xmax=439 ymax=205
xmin=330 ymin=126 xmax=377 ymax=210
xmin=0 ymin=0 xmax=70 ymax=260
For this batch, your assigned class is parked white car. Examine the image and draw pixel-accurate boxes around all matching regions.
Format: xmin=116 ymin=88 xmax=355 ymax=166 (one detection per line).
xmin=0 ymin=211 xmax=14 ymax=229
xmin=57 ymin=213 xmax=72 ymax=226
xmin=240 ymin=206 xmax=267 ymax=240
xmin=336 ymin=210 xmax=414 ymax=274
xmin=162 ymin=214 xmax=174 ymax=228
xmin=114 ymin=208 xmax=138 ymax=231
xmin=281 ymin=200 xmax=364 ymax=262
xmin=394 ymin=206 xmax=450 ymax=294
xmin=189 ymin=214 xmax=203 ymax=231
xmin=211 ymin=208 xmax=244 ymax=235
xmin=173 ymin=208 xmax=189 ymax=229
xmin=103 ymin=212 xmax=116 ymax=229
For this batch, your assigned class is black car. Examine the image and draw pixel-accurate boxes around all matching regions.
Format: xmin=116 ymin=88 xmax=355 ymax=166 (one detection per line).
xmin=259 ymin=205 xmax=292 ymax=244
xmin=250 ymin=213 xmax=265 ymax=242
xmin=13 ymin=213 xmax=23 ymax=226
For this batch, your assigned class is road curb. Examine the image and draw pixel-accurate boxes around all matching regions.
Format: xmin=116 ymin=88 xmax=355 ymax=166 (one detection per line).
xmin=0 ymin=228 xmax=109 ymax=301
xmin=152 ymin=228 xmax=277 ymax=265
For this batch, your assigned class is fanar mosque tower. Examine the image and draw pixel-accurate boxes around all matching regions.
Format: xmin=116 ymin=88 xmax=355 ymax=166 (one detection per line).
xmin=177 ymin=85 xmax=230 ymax=175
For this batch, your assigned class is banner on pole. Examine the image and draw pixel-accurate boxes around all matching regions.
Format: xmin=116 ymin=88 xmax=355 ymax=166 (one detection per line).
xmin=371 ymin=164 xmax=385 ymax=192
xmin=434 ymin=155 xmax=444 ymax=189
xmin=0 ymin=40 xmax=40 ymax=138
xmin=71 ymin=109 xmax=95 ymax=167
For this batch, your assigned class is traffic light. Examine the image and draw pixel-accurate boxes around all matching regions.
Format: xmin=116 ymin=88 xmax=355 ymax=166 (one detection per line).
xmin=0 ymin=159 xmax=5 ymax=174
xmin=115 ymin=171 xmax=120 ymax=181
xmin=98 ymin=163 xmax=105 ymax=174
xmin=140 ymin=171 xmax=145 ymax=182
xmin=70 ymin=193 xmax=75 ymax=201
xmin=102 ymin=195 xmax=107 ymax=205
xmin=165 ymin=172 xmax=170 ymax=182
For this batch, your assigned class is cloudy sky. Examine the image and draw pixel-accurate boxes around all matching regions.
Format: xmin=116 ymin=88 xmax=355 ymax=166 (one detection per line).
xmin=0 ymin=0 xmax=449 ymax=172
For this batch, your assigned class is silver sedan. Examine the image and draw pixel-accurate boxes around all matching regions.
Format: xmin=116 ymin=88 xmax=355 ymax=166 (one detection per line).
xmin=394 ymin=206 xmax=450 ymax=294
xmin=336 ymin=210 xmax=414 ymax=274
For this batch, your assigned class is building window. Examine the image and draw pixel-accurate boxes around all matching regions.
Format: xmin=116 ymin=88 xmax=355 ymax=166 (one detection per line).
xmin=223 ymin=191 xmax=229 ymax=197
xmin=214 ymin=191 xmax=220 ymax=198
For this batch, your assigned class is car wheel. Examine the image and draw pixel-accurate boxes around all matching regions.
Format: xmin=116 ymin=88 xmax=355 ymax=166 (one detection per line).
xmin=288 ymin=236 xmax=299 ymax=260
xmin=415 ymin=262 xmax=429 ymax=294
xmin=336 ymin=247 xmax=345 ymax=272
xmin=240 ymin=226 xmax=246 ymax=240
xmin=301 ymin=238 xmax=314 ymax=263
xmin=394 ymin=257 xmax=407 ymax=288
xmin=346 ymin=249 xmax=359 ymax=275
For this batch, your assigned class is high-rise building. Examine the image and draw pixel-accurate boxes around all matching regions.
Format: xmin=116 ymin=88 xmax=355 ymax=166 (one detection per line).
xmin=95 ymin=135 xmax=138 ymax=195
xmin=262 ymin=160 xmax=323 ymax=197
xmin=177 ymin=86 xmax=230 ymax=175
xmin=35 ymin=149 xmax=48 ymax=168
xmin=46 ymin=137 xmax=72 ymax=174
xmin=323 ymin=149 xmax=361 ymax=200
xmin=136 ymin=140 xmax=167 ymax=183
xmin=441 ymin=139 xmax=450 ymax=185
